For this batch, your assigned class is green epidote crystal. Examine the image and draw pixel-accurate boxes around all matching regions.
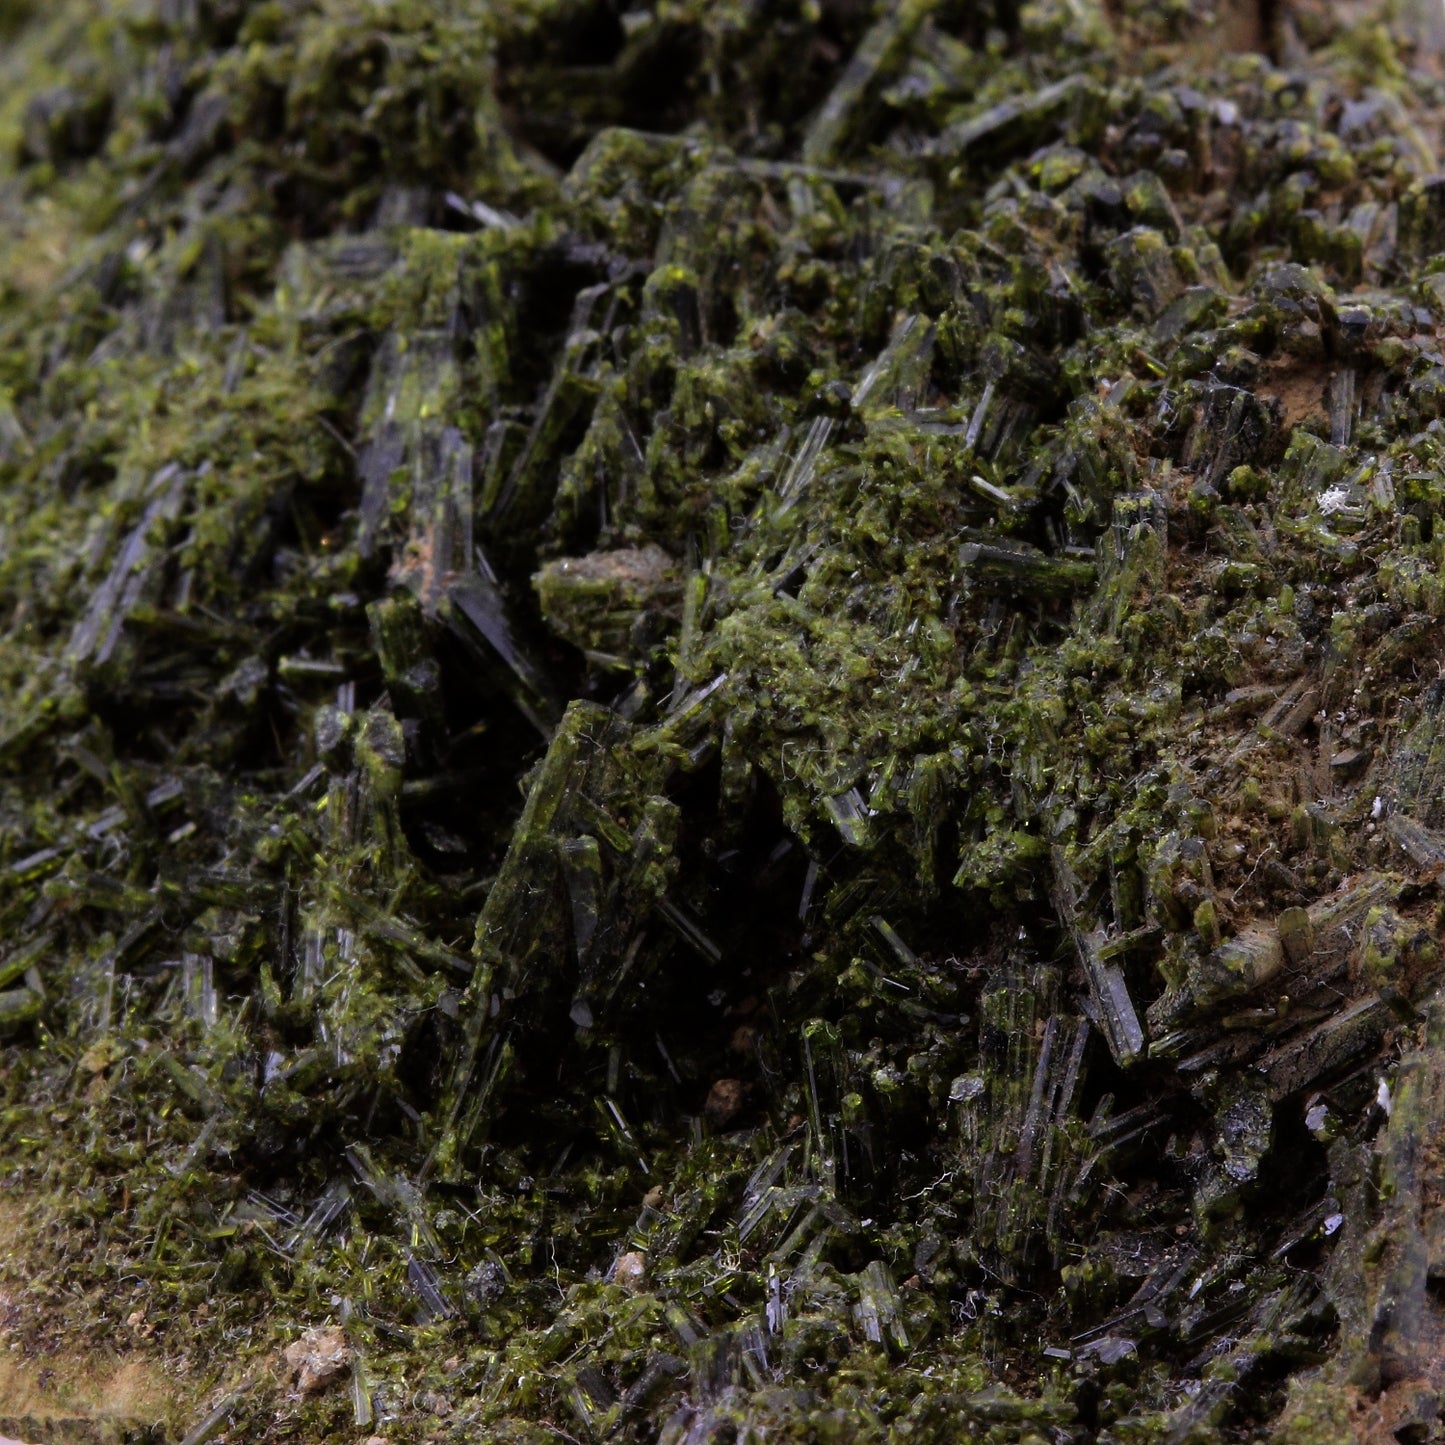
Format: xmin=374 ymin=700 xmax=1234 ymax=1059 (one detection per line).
xmin=7 ymin=0 xmax=1445 ymax=1441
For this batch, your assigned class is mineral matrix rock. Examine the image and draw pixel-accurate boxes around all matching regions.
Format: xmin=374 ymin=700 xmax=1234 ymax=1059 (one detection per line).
xmin=4 ymin=0 xmax=1445 ymax=1440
